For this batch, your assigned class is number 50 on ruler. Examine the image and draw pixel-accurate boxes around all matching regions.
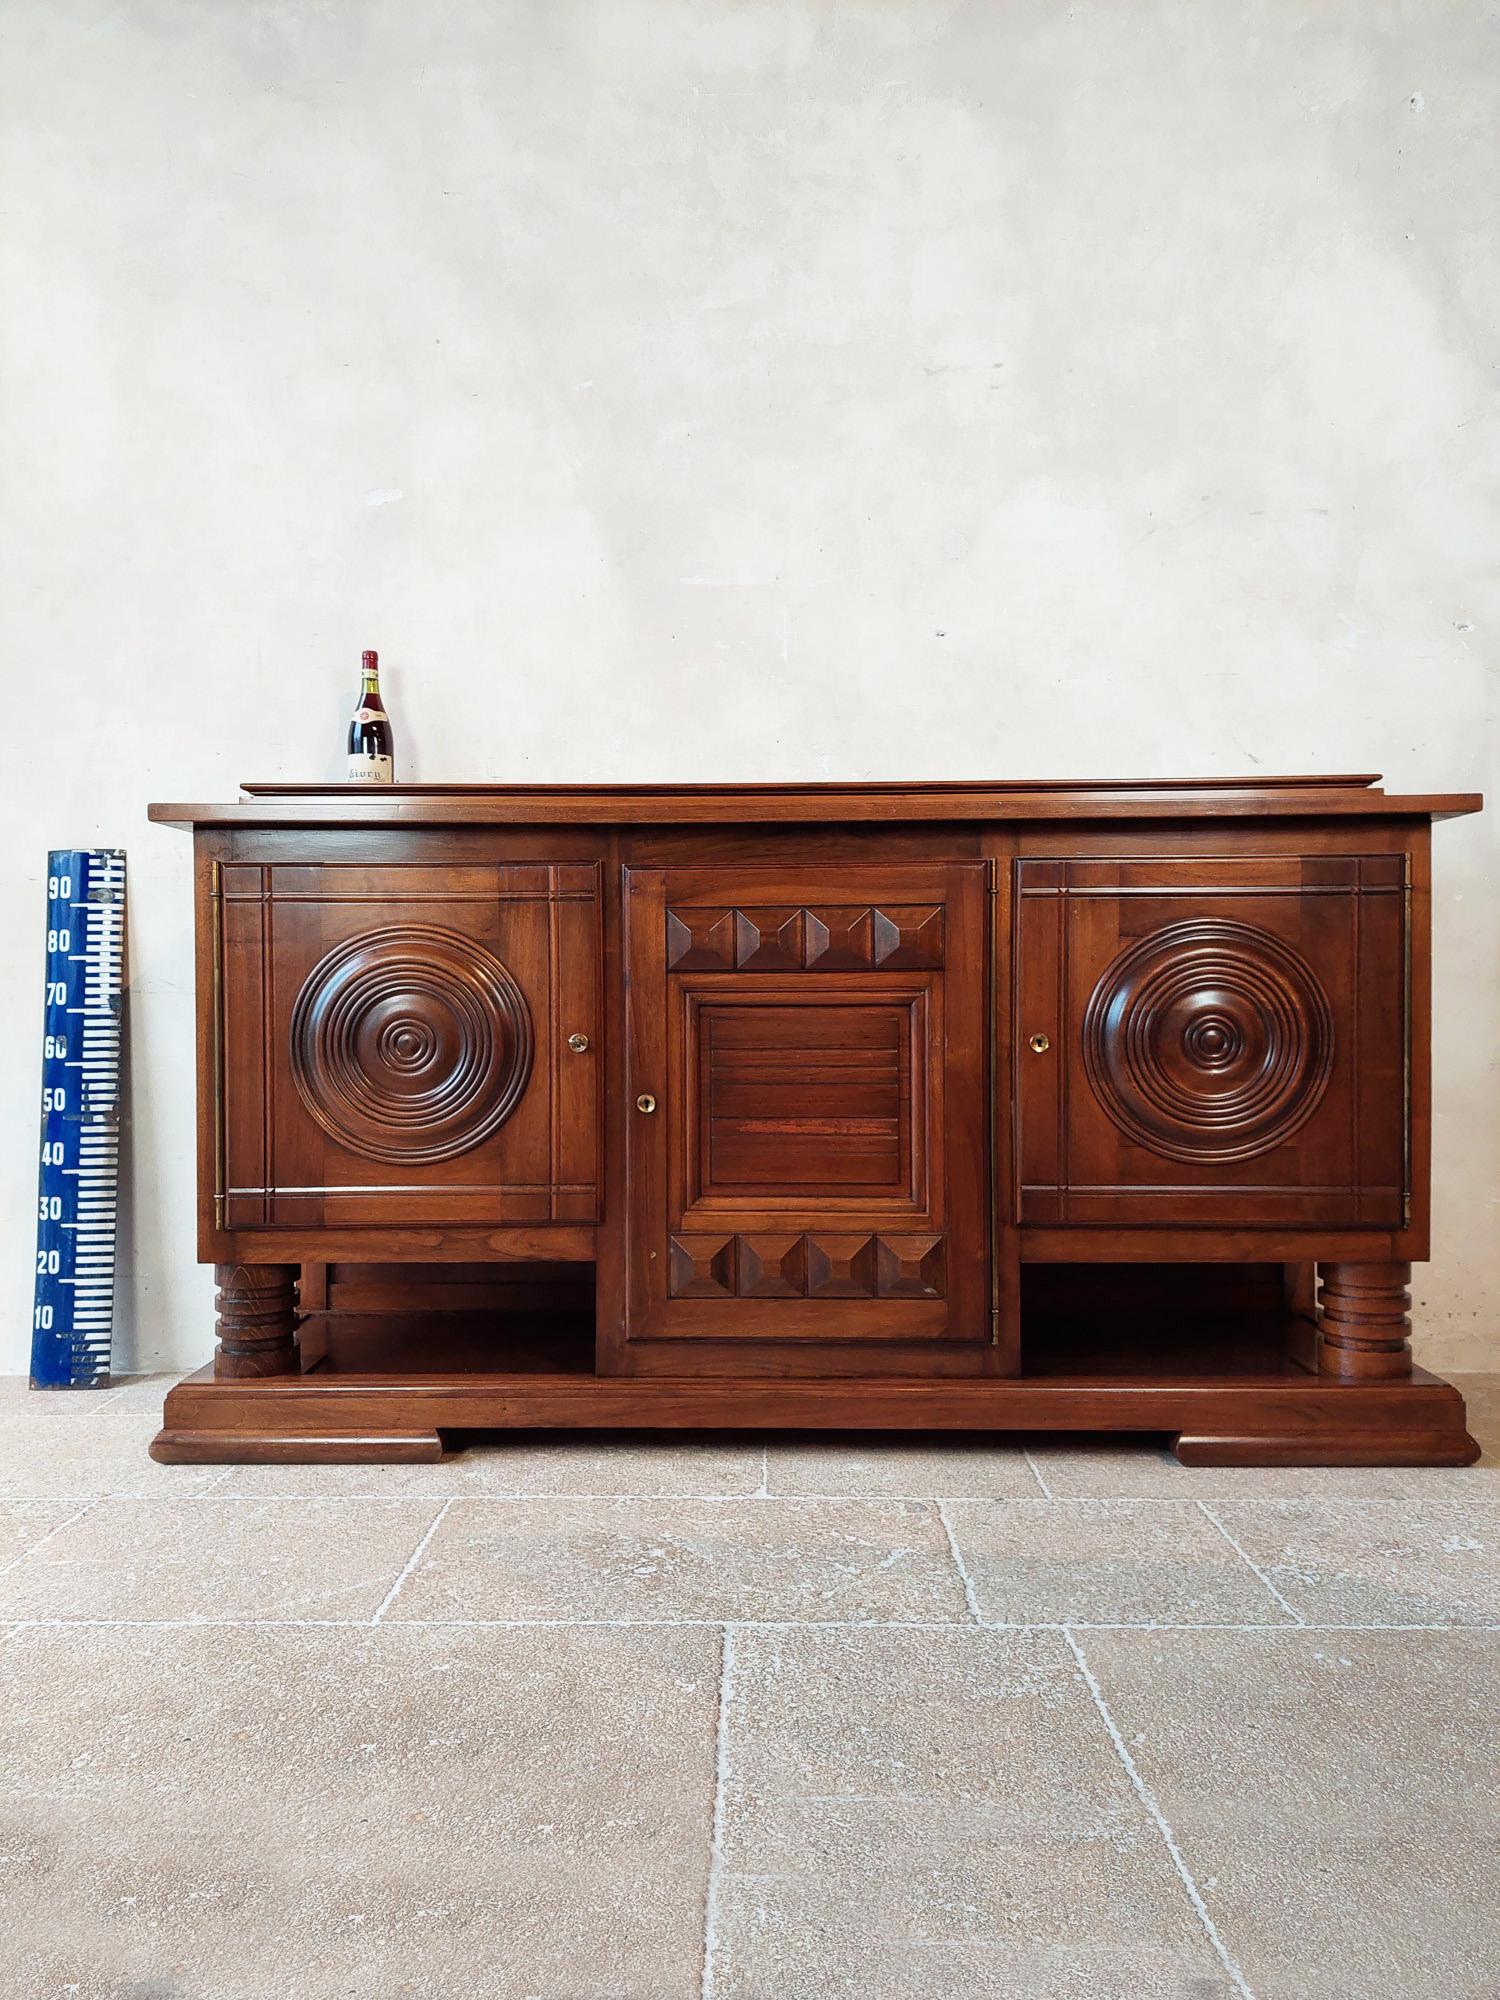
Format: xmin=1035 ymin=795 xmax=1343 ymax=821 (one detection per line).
xmin=32 ymin=850 xmax=126 ymax=1390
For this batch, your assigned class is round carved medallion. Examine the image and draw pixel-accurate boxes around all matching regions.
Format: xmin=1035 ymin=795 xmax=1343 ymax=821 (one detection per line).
xmin=1081 ymin=919 xmax=1333 ymax=1164
xmin=289 ymin=926 xmax=533 ymax=1163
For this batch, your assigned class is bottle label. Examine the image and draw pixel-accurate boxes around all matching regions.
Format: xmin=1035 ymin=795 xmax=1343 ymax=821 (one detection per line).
xmin=346 ymin=754 xmax=394 ymax=784
xmin=352 ymin=706 xmax=387 ymax=724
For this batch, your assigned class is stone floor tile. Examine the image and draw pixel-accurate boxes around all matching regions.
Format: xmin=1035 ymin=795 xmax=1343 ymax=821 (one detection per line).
xmin=1028 ymin=1443 xmax=1214 ymax=1500
xmin=0 ymin=1498 xmax=91 ymax=1569
xmin=765 ymin=1437 xmax=1042 ymax=1498
xmin=218 ymin=1435 xmax=766 ymax=1498
xmin=0 ymin=1374 xmax=129 ymax=1415
xmin=1029 ymin=1439 xmax=1500 ymax=1501
xmin=0 ymin=1495 xmax=444 ymax=1623
xmin=944 ymin=1498 xmax=1296 ymax=1626
xmin=0 ymin=1409 xmax=227 ymax=1499
xmin=94 ymin=1370 xmax=186 ymax=1413
xmin=706 ymin=1626 xmax=1231 ymax=1999
xmin=1452 ymin=1372 xmax=1500 ymax=1448
xmin=0 ymin=1620 xmax=716 ymax=1999
xmin=390 ymin=1495 xmax=968 ymax=1625
xmin=1079 ymin=1628 xmax=1499 ymax=1999
xmin=1211 ymin=1498 xmax=1500 ymax=1626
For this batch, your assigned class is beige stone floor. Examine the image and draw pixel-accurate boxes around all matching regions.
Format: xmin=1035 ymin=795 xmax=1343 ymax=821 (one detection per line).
xmin=1 ymin=1375 xmax=1497 ymax=2000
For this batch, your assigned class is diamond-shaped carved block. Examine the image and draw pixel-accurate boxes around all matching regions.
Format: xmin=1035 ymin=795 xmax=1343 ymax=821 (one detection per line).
xmin=668 ymin=1236 xmax=736 ymax=1298
xmin=801 ymin=907 xmax=878 ymax=969
xmin=666 ymin=909 xmax=737 ymax=970
xmin=804 ymin=1234 xmax=883 ymax=1298
xmin=734 ymin=1234 xmax=808 ymax=1297
xmin=731 ymin=909 xmax=804 ymax=971
xmin=873 ymin=1235 xmax=947 ymax=1298
xmin=870 ymin=907 xmax=945 ymax=968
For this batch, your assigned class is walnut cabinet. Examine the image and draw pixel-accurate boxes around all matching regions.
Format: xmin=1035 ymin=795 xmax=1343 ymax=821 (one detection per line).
xmin=148 ymin=777 xmax=1482 ymax=1467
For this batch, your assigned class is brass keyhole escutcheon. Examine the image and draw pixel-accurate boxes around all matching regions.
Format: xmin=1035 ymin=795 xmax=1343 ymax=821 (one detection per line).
xmin=636 ymin=1093 xmax=657 ymax=1114
xmin=567 ymin=1032 xmax=590 ymax=1053
xmin=1028 ymin=1032 xmax=1051 ymax=1055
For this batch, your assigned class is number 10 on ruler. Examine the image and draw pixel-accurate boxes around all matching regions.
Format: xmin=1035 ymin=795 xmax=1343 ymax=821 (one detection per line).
xmin=32 ymin=850 xmax=126 ymax=1389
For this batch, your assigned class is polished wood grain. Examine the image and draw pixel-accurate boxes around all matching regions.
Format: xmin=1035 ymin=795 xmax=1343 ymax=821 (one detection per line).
xmin=149 ymin=777 xmax=1483 ymax=828
xmin=148 ymin=779 xmax=1482 ymax=1464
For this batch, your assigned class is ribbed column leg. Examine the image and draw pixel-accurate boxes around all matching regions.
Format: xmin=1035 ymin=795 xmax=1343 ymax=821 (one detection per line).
xmin=213 ymin=1263 xmax=299 ymax=1379
xmin=1316 ymin=1261 xmax=1413 ymax=1381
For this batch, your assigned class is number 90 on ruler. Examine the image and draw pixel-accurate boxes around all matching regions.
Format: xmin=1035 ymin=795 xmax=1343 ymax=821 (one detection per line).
xmin=32 ymin=851 xmax=126 ymax=1390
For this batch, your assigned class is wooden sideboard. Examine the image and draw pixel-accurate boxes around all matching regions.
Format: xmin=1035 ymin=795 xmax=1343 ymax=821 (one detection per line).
xmin=147 ymin=776 xmax=1484 ymax=1466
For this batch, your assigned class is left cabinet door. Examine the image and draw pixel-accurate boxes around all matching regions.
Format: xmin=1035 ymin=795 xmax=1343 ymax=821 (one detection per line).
xmin=214 ymin=860 xmax=600 ymax=1228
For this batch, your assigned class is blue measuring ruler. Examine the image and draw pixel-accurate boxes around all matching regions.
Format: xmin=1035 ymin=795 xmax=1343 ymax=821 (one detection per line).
xmin=31 ymin=850 xmax=126 ymax=1389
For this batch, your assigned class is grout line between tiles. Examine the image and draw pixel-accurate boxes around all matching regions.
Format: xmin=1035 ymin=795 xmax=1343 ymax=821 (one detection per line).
xmin=370 ymin=1499 xmax=453 ymax=1624
xmin=0 ymin=1499 xmax=100 ymax=1578
xmin=1196 ymin=1500 xmax=1306 ymax=1625
xmin=1064 ymin=1628 xmax=1257 ymax=2000
xmin=935 ymin=1500 xmax=984 ymax=1624
xmin=1021 ymin=1447 xmax=1054 ymax=1497
xmin=23 ymin=1486 xmax=1496 ymax=1505
xmin=699 ymin=1624 xmax=736 ymax=2000
xmin=758 ymin=1448 xmax=769 ymax=1497
xmin=9 ymin=1615 xmax=1494 ymax=1633
xmin=10 ymin=1485 xmax=1483 ymax=1505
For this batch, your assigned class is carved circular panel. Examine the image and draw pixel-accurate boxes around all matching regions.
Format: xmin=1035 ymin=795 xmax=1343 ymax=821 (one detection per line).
xmin=290 ymin=926 xmax=533 ymax=1163
xmin=1080 ymin=919 xmax=1333 ymax=1164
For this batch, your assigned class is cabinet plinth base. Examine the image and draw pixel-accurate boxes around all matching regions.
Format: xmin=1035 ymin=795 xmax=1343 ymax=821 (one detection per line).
xmin=1170 ymin=1429 xmax=1477 ymax=1468
xmin=148 ymin=1313 xmax=1480 ymax=1468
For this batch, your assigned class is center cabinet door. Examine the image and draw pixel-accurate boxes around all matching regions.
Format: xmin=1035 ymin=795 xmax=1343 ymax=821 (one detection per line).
xmin=620 ymin=862 xmax=991 ymax=1370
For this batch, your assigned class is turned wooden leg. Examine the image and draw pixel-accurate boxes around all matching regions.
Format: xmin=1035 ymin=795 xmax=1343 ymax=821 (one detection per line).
xmin=214 ymin=1263 xmax=299 ymax=1379
xmin=1316 ymin=1261 xmax=1413 ymax=1381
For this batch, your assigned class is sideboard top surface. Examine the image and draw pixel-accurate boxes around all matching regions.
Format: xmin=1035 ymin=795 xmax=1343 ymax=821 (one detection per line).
xmin=148 ymin=775 xmax=1482 ymax=829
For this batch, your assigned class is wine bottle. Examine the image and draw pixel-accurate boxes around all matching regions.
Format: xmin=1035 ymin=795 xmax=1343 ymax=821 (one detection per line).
xmin=346 ymin=650 xmax=394 ymax=784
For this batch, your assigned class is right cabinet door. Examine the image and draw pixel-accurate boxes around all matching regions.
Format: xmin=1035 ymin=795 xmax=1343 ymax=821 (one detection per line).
xmin=1014 ymin=853 xmax=1408 ymax=1229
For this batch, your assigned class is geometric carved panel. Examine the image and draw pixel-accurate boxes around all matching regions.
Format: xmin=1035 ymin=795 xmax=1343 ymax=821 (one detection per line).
xmin=1081 ymin=918 xmax=1334 ymax=1165
xmin=667 ymin=905 xmax=944 ymax=972
xmin=668 ymin=1233 xmax=946 ymax=1300
xmin=289 ymin=925 xmax=534 ymax=1164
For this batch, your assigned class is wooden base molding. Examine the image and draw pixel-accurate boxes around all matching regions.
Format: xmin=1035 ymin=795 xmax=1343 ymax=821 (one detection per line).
xmin=151 ymin=1313 xmax=1480 ymax=1468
